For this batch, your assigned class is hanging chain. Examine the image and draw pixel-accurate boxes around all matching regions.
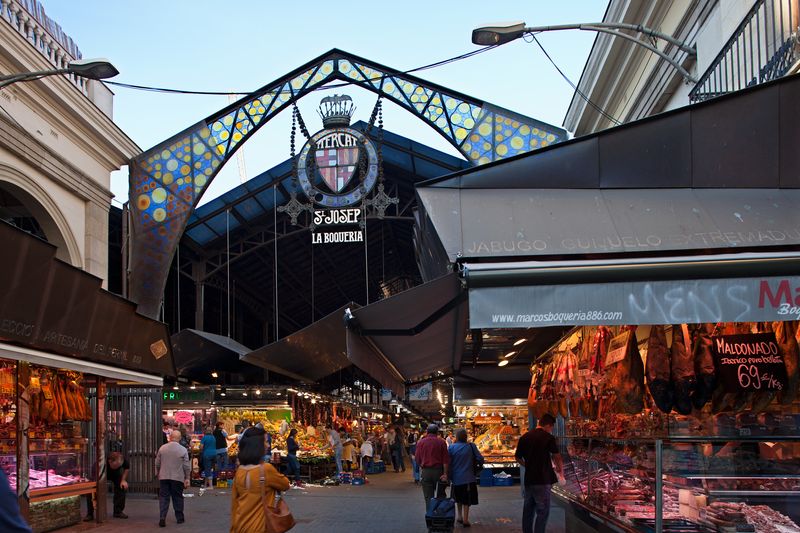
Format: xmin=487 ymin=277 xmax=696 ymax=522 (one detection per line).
xmin=278 ymin=104 xmax=312 ymax=226
xmin=363 ymin=96 xmax=397 ymax=220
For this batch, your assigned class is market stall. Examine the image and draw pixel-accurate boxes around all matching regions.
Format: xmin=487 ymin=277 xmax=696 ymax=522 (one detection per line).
xmin=0 ymin=221 xmax=175 ymax=531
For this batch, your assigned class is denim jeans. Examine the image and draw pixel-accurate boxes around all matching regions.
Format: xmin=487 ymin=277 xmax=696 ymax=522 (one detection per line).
xmin=159 ymin=480 xmax=185 ymax=521
xmin=286 ymin=454 xmax=301 ymax=482
xmin=522 ymin=484 xmax=552 ymax=533
xmin=334 ymin=447 xmax=343 ymax=474
xmin=392 ymin=448 xmax=404 ymax=471
xmin=411 ymin=455 xmax=420 ymax=481
xmin=215 ymin=451 xmax=227 ymax=473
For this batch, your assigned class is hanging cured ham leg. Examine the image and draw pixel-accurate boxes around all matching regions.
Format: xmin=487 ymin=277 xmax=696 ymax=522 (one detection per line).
xmin=604 ymin=327 xmax=645 ymax=415
xmin=691 ymin=323 xmax=716 ymax=409
xmin=671 ymin=324 xmax=695 ymax=415
xmin=777 ymin=320 xmax=799 ymax=405
xmin=646 ymin=325 xmax=673 ymax=413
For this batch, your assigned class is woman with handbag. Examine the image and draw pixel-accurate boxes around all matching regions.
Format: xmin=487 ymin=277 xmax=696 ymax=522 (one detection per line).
xmin=447 ymin=428 xmax=484 ymax=528
xmin=230 ymin=427 xmax=294 ymax=533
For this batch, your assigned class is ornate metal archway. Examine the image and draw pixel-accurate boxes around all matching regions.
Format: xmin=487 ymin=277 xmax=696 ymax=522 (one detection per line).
xmin=128 ymin=49 xmax=566 ymax=318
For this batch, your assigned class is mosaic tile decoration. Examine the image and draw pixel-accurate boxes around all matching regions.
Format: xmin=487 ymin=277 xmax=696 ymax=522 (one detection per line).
xmin=128 ymin=50 xmax=566 ymax=318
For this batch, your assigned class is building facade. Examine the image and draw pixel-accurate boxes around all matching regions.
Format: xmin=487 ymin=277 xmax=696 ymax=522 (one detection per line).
xmin=0 ymin=0 xmax=138 ymax=283
xmin=564 ymin=0 xmax=799 ymax=135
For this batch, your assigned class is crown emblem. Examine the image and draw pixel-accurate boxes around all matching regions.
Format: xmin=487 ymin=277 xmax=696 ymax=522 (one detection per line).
xmin=318 ymin=94 xmax=355 ymax=128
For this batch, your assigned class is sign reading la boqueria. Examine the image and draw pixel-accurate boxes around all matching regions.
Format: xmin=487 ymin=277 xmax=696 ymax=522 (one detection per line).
xmin=311 ymin=207 xmax=364 ymax=245
xmin=711 ymin=333 xmax=788 ymax=392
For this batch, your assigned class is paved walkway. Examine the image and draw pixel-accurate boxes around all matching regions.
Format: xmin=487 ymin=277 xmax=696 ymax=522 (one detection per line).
xmin=61 ymin=471 xmax=591 ymax=532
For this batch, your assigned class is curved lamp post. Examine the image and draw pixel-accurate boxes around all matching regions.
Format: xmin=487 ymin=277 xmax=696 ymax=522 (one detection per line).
xmin=0 ymin=58 xmax=119 ymax=89
xmin=472 ymin=21 xmax=698 ymax=83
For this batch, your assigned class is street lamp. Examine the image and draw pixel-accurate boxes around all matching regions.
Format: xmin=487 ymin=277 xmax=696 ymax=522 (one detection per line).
xmin=0 ymin=57 xmax=119 ymax=89
xmin=472 ymin=20 xmax=698 ymax=83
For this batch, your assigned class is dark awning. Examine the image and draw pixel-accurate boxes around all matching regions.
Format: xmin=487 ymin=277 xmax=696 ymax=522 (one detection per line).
xmin=0 ymin=221 xmax=175 ymax=380
xmin=416 ymin=188 xmax=800 ymax=265
xmin=171 ymin=329 xmax=253 ymax=382
xmin=346 ymin=273 xmax=467 ymax=383
xmin=455 ymin=365 xmax=531 ymax=402
xmin=242 ymin=304 xmax=405 ymax=396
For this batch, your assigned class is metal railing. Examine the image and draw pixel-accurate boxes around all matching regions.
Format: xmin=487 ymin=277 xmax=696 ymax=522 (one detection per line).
xmin=690 ymin=0 xmax=799 ymax=103
xmin=0 ymin=0 xmax=88 ymax=95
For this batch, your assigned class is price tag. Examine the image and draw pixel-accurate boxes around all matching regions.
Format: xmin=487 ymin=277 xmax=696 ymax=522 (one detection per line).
xmin=605 ymin=331 xmax=632 ymax=366
xmin=711 ymin=333 xmax=788 ymax=392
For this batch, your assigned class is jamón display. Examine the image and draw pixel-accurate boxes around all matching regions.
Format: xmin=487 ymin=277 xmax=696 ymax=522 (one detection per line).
xmin=528 ymin=322 xmax=800 ymax=533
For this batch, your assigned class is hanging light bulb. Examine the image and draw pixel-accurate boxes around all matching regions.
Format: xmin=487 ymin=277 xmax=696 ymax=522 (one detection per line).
xmin=498 ymin=360 xmax=509 ymax=367
xmin=513 ymin=339 xmax=527 ymax=346
xmin=504 ymin=351 xmax=516 ymax=359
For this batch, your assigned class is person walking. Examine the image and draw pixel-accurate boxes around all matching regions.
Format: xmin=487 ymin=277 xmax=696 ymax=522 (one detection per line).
xmin=286 ymin=428 xmax=303 ymax=486
xmin=325 ymin=424 xmax=344 ymax=475
xmin=391 ymin=426 xmax=406 ymax=473
xmin=213 ymin=422 xmax=229 ymax=475
xmin=360 ymin=437 xmax=374 ymax=471
xmin=230 ymin=427 xmax=290 ymax=533
xmin=178 ymin=425 xmax=191 ymax=452
xmin=408 ymin=429 xmax=420 ymax=484
xmin=515 ymin=414 xmax=563 ymax=533
xmin=155 ymin=430 xmax=191 ymax=527
xmin=448 ymin=429 xmax=483 ymax=527
xmin=415 ymin=423 xmax=449 ymax=509
xmin=200 ymin=427 xmax=217 ymax=489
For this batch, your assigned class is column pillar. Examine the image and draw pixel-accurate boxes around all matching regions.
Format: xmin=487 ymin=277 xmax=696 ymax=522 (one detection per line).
xmin=193 ymin=262 xmax=205 ymax=331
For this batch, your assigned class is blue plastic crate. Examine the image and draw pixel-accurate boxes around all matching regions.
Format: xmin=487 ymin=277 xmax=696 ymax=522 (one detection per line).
xmin=352 ymin=477 xmax=365 ymax=485
xmin=479 ymin=469 xmax=494 ymax=487
xmin=493 ymin=476 xmax=514 ymax=486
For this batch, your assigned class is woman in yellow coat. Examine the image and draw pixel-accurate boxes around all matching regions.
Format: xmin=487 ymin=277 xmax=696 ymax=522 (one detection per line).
xmin=230 ymin=427 xmax=290 ymax=533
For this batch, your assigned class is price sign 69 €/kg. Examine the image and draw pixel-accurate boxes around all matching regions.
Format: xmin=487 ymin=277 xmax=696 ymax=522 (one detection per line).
xmin=711 ymin=332 xmax=788 ymax=392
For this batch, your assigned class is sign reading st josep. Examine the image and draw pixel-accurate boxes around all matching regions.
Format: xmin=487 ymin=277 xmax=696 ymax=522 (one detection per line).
xmin=296 ymin=94 xmax=379 ymax=245
xmin=711 ymin=333 xmax=788 ymax=392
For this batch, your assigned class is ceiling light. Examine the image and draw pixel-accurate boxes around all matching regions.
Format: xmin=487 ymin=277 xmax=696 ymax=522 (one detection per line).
xmin=498 ymin=360 xmax=509 ymax=367
xmin=172 ymin=386 xmax=179 ymax=390
xmin=190 ymin=385 xmax=196 ymax=390
xmin=220 ymin=392 xmax=226 ymax=397
xmin=242 ymin=392 xmax=248 ymax=397
xmin=255 ymin=389 xmax=261 ymax=396
xmin=311 ymin=399 xmax=317 ymax=404
xmin=504 ymin=351 xmax=516 ymax=358
xmin=513 ymin=339 xmax=527 ymax=346
xmin=211 ymin=371 xmax=218 ymax=378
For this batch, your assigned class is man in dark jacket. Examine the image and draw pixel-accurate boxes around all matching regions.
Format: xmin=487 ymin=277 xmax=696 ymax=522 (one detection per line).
xmin=515 ymin=414 xmax=563 ymax=533
xmin=0 ymin=468 xmax=31 ymax=532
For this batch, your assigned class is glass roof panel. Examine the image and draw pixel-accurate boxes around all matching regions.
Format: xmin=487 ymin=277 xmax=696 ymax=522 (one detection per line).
xmin=205 ymin=212 xmax=240 ymax=235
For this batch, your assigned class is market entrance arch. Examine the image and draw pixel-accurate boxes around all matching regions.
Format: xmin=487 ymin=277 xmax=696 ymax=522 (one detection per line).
xmin=127 ymin=49 xmax=566 ymax=319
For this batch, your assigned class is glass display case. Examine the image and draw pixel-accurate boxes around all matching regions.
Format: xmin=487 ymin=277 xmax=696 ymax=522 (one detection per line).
xmin=28 ymin=437 xmax=90 ymax=491
xmin=556 ymin=435 xmax=800 ymax=533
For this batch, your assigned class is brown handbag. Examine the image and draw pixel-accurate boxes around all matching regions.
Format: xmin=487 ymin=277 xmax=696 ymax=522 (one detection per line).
xmin=259 ymin=464 xmax=296 ymax=533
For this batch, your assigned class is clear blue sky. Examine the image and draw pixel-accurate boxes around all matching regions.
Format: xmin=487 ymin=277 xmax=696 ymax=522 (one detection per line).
xmin=44 ymin=1 xmax=607 ymax=205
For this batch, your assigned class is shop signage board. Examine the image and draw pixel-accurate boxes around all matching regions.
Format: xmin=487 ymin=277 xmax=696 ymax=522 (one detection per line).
xmin=311 ymin=207 xmax=364 ymax=245
xmin=469 ymin=275 xmax=800 ymax=328
xmin=473 ymin=416 xmax=503 ymax=424
xmin=711 ymin=333 xmax=788 ymax=392
xmin=408 ymin=382 xmax=432 ymax=401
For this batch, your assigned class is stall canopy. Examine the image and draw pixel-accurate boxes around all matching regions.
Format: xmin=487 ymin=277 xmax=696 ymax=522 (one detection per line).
xmin=170 ymin=329 xmax=254 ymax=382
xmin=346 ymin=273 xmax=468 ymax=383
xmin=415 ymin=73 xmax=800 ymax=280
xmin=242 ymin=304 xmax=405 ymax=396
xmin=411 ymin=73 xmax=800 ymax=329
xmin=0 ymin=220 xmax=175 ymax=382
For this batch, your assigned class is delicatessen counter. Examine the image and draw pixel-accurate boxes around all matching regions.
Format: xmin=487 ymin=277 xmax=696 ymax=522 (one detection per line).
xmin=458 ymin=405 xmax=525 ymax=468
xmin=526 ymin=323 xmax=800 ymax=533
xmin=0 ymin=357 xmax=97 ymax=532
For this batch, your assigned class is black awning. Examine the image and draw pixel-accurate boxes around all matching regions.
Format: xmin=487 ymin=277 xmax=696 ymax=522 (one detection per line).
xmin=455 ymin=365 xmax=531 ymax=402
xmin=346 ymin=273 xmax=467 ymax=383
xmin=0 ymin=221 xmax=175 ymax=378
xmin=417 ymin=187 xmax=800 ymax=264
xmin=242 ymin=304 xmax=405 ymax=396
xmin=171 ymin=329 xmax=253 ymax=382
